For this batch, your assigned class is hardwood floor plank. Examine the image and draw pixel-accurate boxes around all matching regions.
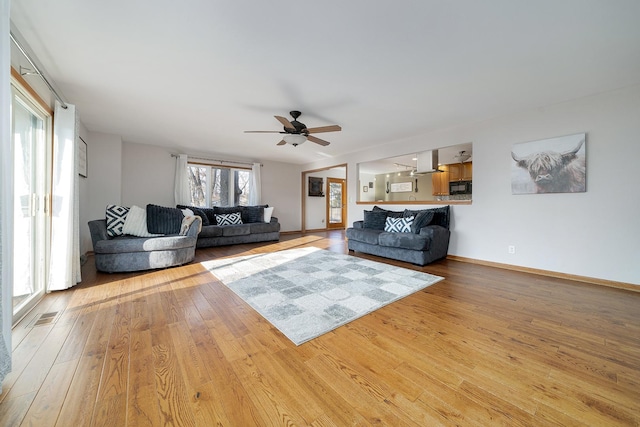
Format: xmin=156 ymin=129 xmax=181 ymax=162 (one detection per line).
xmin=0 ymin=392 xmax=36 ymax=427
xmin=55 ymin=304 xmax=116 ymax=426
xmin=127 ymin=329 xmax=162 ymax=427
xmin=2 ymin=231 xmax=639 ymax=426
xmin=3 ymin=322 xmax=72 ymax=400
xmin=0 ymin=325 xmax=53 ymax=402
xmin=151 ymin=330 xmax=197 ymax=426
xmin=305 ymin=353 xmax=420 ymax=426
xmin=19 ymin=359 xmax=76 ymax=427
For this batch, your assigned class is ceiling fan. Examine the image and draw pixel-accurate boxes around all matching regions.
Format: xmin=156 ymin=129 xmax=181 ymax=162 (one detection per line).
xmin=244 ymin=110 xmax=341 ymax=147
xmin=455 ymin=150 xmax=472 ymax=163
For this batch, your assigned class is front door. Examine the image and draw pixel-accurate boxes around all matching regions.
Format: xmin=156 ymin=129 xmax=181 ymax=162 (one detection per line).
xmin=326 ymin=178 xmax=346 ymax=229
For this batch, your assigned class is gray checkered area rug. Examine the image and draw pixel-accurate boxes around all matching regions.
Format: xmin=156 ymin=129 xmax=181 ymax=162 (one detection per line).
xmin=201 ymin=247 xmax=444 ymax=345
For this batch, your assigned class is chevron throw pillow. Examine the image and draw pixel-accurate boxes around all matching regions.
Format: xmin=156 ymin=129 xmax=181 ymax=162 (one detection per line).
xmin=384 ymin=216 xmax=414 ymax=233
xmin=106 ymin=204 xmax=129 ymax=237
xmin=215 ymin=212 xmax=243 ymax=226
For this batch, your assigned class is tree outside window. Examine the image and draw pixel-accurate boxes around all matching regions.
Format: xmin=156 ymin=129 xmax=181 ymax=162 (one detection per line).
xmin=187 ymin=165 xmax=251 ymax=207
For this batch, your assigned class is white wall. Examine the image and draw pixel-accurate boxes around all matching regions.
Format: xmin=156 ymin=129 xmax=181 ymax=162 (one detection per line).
xmin=304 ymin=86 xmax=640 ymax=286
xmin=358 ymin=172 xmax=376 ymax=202
xmin=80 ymin=131 xmax=122 ymax=254
xmin=121 ymin=142 xmax=175 ymax=208
xmin=260 ymin=160 xmax=301 ymax=233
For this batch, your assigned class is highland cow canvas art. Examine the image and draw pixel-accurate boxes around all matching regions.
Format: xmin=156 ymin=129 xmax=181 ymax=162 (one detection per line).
xmin=511 ymin=133 xmax=586 ymax=194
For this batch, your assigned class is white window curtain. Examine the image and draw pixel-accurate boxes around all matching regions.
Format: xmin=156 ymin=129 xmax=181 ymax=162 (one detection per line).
xmin=47 ymin=101 xmax=81 ymax=291
xmin=0 ymin=0 xmax=13 ymax=392
xmin=174 ymin=154 xmax=190 ymax=205
xmin=249 ymin=162 xmax=262 ymax=205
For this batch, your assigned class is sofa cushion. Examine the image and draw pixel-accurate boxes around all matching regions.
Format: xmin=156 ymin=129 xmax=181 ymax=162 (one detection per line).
xmin=122 ymin=205 xmax=163 ymax=237
xmin=384 ymin=216 xmax=414 ymax=233
xmin=363 ymin=210 xmax=388 ymax=230
xmin=198 ymin=225 xmax=223 ymax=238
xmin=106 ymin=204 xmax=129 ymax=237
xmin=263 ymin=206 xmax=274 ymax=222
xmin=378 ymin=232 xmax=430 ymax=251
xmin=147 ymin=204 xmax=183 ymax=234
xmin=222 ymin=224 xmax=251 ymax=237
xmin=373 ymin=205 xmax=404 ymax=218
xmin=249 ymin=221 xmax=279 ymax=234
xmin=216 ymin=212 xmax=243 ymax=226
xmin=346 ymin=227 xmax=383 ymax=245
xmin=176 ymin=205 xmax=212 ymax=226
xmin=241 ymin=206 xmax=265 ymax=223
xmin=404 ymin=209 xmax=435 ymax=234
xmin=215 ymin=206 xmax=242 ymax=215
xmin=405 ymin=206 xmax=450 ymax=229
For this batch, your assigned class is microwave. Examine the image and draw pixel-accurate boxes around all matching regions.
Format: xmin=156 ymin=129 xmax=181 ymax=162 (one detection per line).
xmin=449 ymin=180 xmax=472 ymax=195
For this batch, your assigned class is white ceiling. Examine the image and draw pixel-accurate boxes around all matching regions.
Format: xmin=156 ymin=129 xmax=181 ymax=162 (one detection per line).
xmin=10 ymin=1 xmax=640 ymax=165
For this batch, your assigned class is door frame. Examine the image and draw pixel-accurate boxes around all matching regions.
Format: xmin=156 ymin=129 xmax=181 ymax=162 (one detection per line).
xmin=326 ymin=177 xmax=346 ymax=229
xmin=301 ymin=163 xmax=347 ymax=233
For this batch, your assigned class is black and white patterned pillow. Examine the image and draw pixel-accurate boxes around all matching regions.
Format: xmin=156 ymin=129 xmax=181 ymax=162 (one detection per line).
xmin=106 ymin=204 xmax=129 ymax=237
xmin=215 ymin=212 xmax=243 ymax=226
xmin=384 ymin=216 xmax=414 ymax=233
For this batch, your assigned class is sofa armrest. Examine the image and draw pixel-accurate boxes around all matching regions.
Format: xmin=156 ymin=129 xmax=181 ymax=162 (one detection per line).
xmin=353 ymin=220 xmax=364 ymax=229
xmin=270 ymin=216 xmax=279 ymax=224
xmin=88 ymin=219 xmax=110 ymax=247
xmin=418 ymin=224 xmax=448 ymax=238
xmin=419 ymin=224 xmax=451 ymax=258
xmin=184 ymin=216 xmax=202 ymax=238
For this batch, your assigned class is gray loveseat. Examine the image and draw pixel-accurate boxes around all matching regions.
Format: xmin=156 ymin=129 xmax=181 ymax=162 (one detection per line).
xmin=88 ymin=217 xmax=201 ymax=273
xmin=346 ymin=205 xmax=450 ymax=266
xmin=177 ymin=204 xmax=280 ymax=248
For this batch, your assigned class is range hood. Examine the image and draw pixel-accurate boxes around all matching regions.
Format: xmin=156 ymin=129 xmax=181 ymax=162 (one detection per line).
xmin=416 ymin=150 xmax=440 ymax=173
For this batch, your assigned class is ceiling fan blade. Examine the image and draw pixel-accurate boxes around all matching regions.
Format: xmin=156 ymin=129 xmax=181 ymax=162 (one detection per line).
xmin=306 ymin=125 xmax=342 ymax=134
xmin=307 ymin=135 xmax=331 ymax=146
xmin=244 ymin=130 xmax=283 ymax=133
xmin=274 ymin=115 xmax=296 ymax=130
xmin=277 ymin=139 xmax=286 ymax=146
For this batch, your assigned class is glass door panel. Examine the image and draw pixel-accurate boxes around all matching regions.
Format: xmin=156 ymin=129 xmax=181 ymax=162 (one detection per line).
xmin=12 ymin=89 xmax=48 ymax=322
xmin=327 ymin=178 xmax=346 ymax=229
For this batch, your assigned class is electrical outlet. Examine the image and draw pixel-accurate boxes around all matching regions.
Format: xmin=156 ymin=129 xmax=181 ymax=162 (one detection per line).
xmin=508 ymin=245 xmax=516 ymax=254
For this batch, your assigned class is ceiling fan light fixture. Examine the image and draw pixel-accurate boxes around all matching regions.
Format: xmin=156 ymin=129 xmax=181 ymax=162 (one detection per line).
xmin=283 ymin=134 xmax=307 ymax=146
xmin=455 ymin=151 xmax=471 ymax=162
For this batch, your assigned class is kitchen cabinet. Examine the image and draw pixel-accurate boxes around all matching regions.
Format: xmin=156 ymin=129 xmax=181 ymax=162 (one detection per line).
xmin=449 ymin=164 xmax=461 ymax=181
xmin=432 ymin=166 xmax=450 ymax=196
xmin=462 ymin=162 xmax=473 ymax=180
xmin=448 ymin=162 xmax=473 ymax=181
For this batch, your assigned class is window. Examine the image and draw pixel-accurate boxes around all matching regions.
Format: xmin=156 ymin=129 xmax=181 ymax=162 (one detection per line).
xmin=187 ymin=164 xmax=252 ymax=207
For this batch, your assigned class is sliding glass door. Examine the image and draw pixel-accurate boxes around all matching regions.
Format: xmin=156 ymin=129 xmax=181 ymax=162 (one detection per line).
xmin=11 ymin=85 xmax=51 ymax=323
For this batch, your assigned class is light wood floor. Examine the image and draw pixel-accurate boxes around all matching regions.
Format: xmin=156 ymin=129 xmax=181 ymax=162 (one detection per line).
xmin=1 ymin=231 xmax=639 ymax=426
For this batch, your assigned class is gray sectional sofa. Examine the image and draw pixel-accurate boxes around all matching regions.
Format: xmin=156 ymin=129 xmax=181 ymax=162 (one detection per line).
xmin=176 ymin=204 xmax=280 ymax=248
xmin=196 ymin=217 xmax=280 ymax=247
xmin=88 ymin=216 xmax=201 ymax=273
xmin=346 ymin=205 xmax=450 ymax=266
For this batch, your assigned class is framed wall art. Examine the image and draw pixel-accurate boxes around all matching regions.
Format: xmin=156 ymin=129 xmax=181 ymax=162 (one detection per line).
xmin=308 ymin=176 xmax=324 ymax=197
xmin=511 ymin=133 xmax=586 ymax=194
xmin=78 ymin=137 xmax=88 ymax=178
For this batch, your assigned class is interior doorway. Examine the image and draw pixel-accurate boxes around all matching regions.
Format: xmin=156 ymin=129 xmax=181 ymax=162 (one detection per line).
xmin=301 ymin=164 xmax=347 ymax=232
